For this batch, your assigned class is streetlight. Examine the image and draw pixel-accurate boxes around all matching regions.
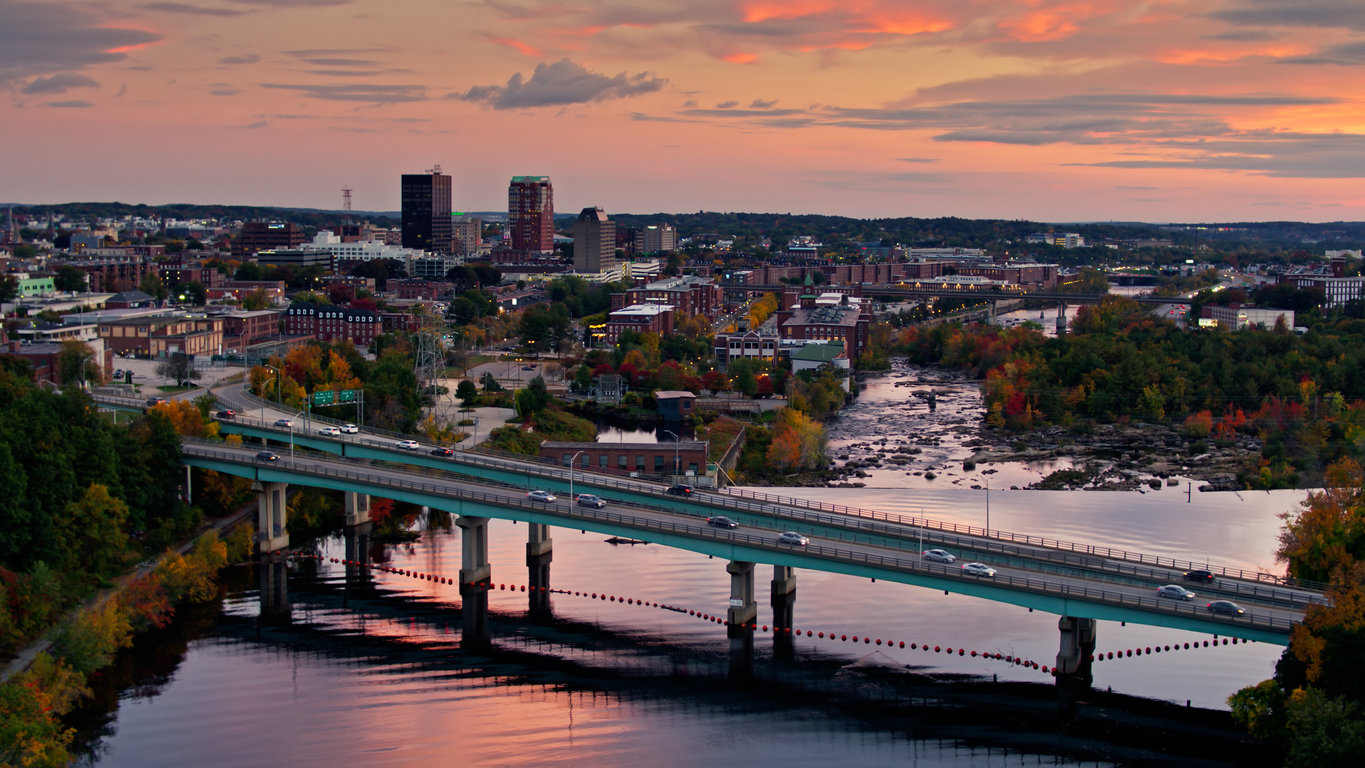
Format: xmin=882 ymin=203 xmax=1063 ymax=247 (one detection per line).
xmin=663 ymin=429 xmax=680 ymax=478
xmin=260 ymin=365 xmax=279 ymax=425
xmin=567 ymin=449 xmax=585 ymax=505
xmin=291 ymin=411 xmax=305 ymax=458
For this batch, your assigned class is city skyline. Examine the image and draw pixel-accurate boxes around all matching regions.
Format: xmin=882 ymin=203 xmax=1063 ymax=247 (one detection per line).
xmin=2 ymin=1 xmax=1364 ymax=222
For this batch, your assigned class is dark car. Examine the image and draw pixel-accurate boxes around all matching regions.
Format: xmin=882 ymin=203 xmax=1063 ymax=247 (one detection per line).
xmin=430 ymin=447 xmax=455 ymax=457
xmin=255 ymin=451 xmax=280 ymax=462
xmin=1184 ymin=569 xmax=1215 ymax=583
xmin=145 ymin=397 xmax=166 ymax=407
xmin=706 ymin=516 xmax=738 ymax=529
xmin=666 ymin=485 xmax=694 ymax=497
xmin=216 ymin=409 xmax=236 ymax=419
xmin=1207 ymin=600 xmax=1245 ymax=616
xmin=575 ymin=493 xmax=607 ymax=508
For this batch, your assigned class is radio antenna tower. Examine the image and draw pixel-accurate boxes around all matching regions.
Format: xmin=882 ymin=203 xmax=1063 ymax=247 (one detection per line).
xmin=341 ymin=186 xmax=353 ymax=224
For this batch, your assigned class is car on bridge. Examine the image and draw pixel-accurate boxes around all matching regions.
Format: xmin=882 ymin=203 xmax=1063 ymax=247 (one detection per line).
xmin=216 ymin=409 xmax=236 ymax=419
xmin=1183 ymin=569 xmax=1215 ymax=583
xmin=340 ymin=424 xmax=359 ymax=434
xmin=1207 ymin=600 xmax=1244 ymax=616
xmin=961 ymin=562 xmax=997 ymax=578
xmin=706 ymin=516 xmax=738 ymax=529
xmin=777 ymin=531 xmax=809 ymax=546
xmin=576 ymin=493 xmax=607 ymax=508
xmin=396 ymin=440 xmax=420 ymax=450
xmin=1157 ymin=585 xmax=1196 ymax=601
xmin=527 ymin=490 xmax=557 ymax=503
xmin=430 ymin=447 xmax=455 ymax=457
xmin=666 ymin=485 xmax=694 ymax=497
xmin=317 ymin=427 xmax=341 ymax=436
xmin=922 ymin=549 xmax=955 ymax=563
xmin=255 ymin=451 xmax=279 ymax=462
xmin=146 ymin=397 xmax=166 ymax=407
xmin=274 ymin=418 xmax=293 ymax=428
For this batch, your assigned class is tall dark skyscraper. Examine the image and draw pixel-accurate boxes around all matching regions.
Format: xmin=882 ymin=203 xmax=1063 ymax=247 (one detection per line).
xmin=401 ymin=169 xmax=452 ymax=253
xmin=508 ymin=176 xmax=554 ymax=255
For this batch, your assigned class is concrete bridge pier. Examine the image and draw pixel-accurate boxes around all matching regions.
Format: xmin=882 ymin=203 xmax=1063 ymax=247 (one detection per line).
xmin=1055 ymin=615 xmax=1096 ymax=713
xmin=344 ymin=492 xmax=370 ymax=527
xmin=771 ymin=566 xmax=797 ymax=659
xmin=1056 ymin=302 xmax=1069 ymax=335
xmin=344 ymin=521 xmax=372 ymax=588
xmin=988 ymin=299 xmax=997 ymax=326
xmin=257 ymin=557 xmax=291 ymax=623
xmin=254 ymin=481 xmax=289 ymax=554
xmin=457 ymin=515 xmax=492 ymax=648
xmin=527 ymin=524 xmax=553 ymax=617
xmin=726 ymin=561 xmax=757 ymax=635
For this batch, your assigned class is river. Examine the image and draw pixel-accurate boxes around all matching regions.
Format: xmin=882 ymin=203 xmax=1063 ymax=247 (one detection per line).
xmin=70 ymin=362 xmax=1303 ymax=767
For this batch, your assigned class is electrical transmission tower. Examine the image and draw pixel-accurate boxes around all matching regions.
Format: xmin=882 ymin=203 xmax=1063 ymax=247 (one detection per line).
xmin=413 ymin=306 xmax=453 ymax=426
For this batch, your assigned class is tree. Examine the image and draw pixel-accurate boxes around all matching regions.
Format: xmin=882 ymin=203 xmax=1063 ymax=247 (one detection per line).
xmin=55 ymin=341 xmax=99 ymax=386
xmin=481 ymin=371 xmax=503 ymax=392
xmin=180 ymin=279 xmax=207 ymax=305
xmin=240 ymin=288 xmax=271 ymax=310
xmin=138 ymin=273 xmax=168 ymax=301
xmin=0 ymin=275 xmax=17 ymax=303
xmin=53 ymin=266 xmax=87 ymax=293
xmin=56 ymin=484 xmax=129 ymax=576
xmin=456 ymin=379 xmax=478 ymax=406
xmin=155 ymin=352 xmax=201 ymax=385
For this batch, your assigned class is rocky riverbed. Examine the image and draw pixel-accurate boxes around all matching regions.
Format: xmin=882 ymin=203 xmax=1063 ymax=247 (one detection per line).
xmin=823 ymin=360 xmax=1256 ymax=492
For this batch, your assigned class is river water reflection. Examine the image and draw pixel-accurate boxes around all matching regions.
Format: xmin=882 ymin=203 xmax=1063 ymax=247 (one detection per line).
xmin=75 ymin=365 xmax=1303 ymax=767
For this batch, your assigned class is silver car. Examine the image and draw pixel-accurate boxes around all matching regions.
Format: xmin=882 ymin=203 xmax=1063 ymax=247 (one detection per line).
xmin=1156 ymin=585 xmax=1196 ymax=601
xmin=923 ymin=549 xmax=955 ymax=563
xmin=777 ymin=531 xmax=809 ymax=546
xmin=961 ymin=562 xmax=997 ymax=578
xmin=317 ymin=427 xmax=341 ymax=436
xmin=527 ymin=490 xmax=557 ymax=503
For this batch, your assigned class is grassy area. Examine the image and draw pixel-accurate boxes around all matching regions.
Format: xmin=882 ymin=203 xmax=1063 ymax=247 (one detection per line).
xmin=156 ymin=385 xmax=197 ymax=393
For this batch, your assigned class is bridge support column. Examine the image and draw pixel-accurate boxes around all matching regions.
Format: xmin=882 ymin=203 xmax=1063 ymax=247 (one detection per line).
xmin=258 ymin=557 xmax=290 ymax=623
xmin=344 ymin=521 xmax=372 ymax=588
xmin=988 ymin=299 xmax=998 ymax=326
xmin=771 ymin=566 xmax=797 ymax=659
xmin=254 ymin=482 xmax=289 ymax=554
xmin=457 ymin=515 xmax=492 ymax=648
xmin=527 ymin=524 xmax=552 ymax=617
xmin=726 ymin=561 xmax=757 ymax=635
xmin=344 ymin=492 xmax=370 ymax=526
xmin=1056 ymin=302 xmax=1068 ymax=335
xmin=1055 ymin=616 xmax=1096 ymax=712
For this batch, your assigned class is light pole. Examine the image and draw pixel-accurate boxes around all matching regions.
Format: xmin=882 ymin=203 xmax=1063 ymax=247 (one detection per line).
xmin=260 ymin=365 xmax=279 ymax=425
xmin=567 ymin=449 xmax=585 ymax=504
xmin=663 ymin=429 xmax=680 ymax=479
xmin=291 ymin=411 xmax=305 ymax=458
xmin=985 ymin=478 xmax=990 ymax=534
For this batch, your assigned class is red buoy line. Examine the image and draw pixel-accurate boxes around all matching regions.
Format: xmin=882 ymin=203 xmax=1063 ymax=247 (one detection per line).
xmin=299 ymin=554 xmax=1252 ymax=675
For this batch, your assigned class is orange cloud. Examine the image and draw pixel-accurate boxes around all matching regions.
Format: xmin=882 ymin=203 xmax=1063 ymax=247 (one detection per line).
xmin=483 ymin=34 xmax=543 ymax=57
xmin=722 ymin=52 xmax=760 ymax=64
xmin=740 ymin=1 xmax=951 ymax=37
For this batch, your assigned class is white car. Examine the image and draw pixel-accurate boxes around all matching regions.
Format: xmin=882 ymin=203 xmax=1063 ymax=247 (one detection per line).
xmin=274 ymin=418 xmax=293 ymax=428
xmin=340 ymin=424 xmax=359 ymax=434
xmin=317 ymin=427 xmax=341 ymax=436
xmin=961 ymin=562 xmax=997 ymax=578
xmin=395 ymin=440 xmax=420 ymax=450
xmin=922 ymin=549 xmax=955 ymax=563
xmin=527 ymin=490 xmax=557 ymax=502
xmin=777 ymin=531 xmax=809 ymax=546
xmin=1157 ymin=585 xmax=1196 ymax=601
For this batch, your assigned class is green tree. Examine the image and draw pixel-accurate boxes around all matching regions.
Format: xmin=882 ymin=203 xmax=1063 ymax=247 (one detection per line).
xmin=481 ymin=371 xmax=503 ymax=392
xmin=180 ymin=279 xmax=207 ymax=305
xmin=456 ymin=379 xmax=478 ymax=406
xmin=0 ymin=275 xmax=17 ymax=303
xmin=55 ymin=341 xmax=100 ymax=386
xmin=57 ymin=484 xmax=130 ymax=576
xmin=138 ymin=273 xmax=168 ymax=300
xmin=241 ymin=288 xmax=271 ymax=310
xmin=53 ymin=266 xmax=87 ymax=292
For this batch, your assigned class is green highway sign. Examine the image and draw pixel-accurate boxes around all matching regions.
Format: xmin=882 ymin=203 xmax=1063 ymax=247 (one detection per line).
xmin=312 ymin=390 xmax=334 ymax=406
xmin=338 ymin=389 xmax=357 ymax=403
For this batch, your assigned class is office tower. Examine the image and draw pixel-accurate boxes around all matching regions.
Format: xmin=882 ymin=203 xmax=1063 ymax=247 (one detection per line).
xmin=573 ymin=207 xmax=616 ymax=273
xmin=641 ymin=224 xmax=677 ymax=254
xmin=508 ymin=176 xmax=554 ymax=254
xmin=453 ymin=215 xmax=482 ymax=255
xmin=401 ymin=169 xmax=453 ymax=253
xmin=233 ymin=222 xmax=305 ymax=259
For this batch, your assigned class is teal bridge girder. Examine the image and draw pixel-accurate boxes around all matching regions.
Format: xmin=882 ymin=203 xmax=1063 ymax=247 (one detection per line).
xmin=183 ymin=438 xmax=1297 ymax=644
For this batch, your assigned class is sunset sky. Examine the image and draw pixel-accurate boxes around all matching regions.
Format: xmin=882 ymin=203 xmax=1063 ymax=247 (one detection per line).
xmin=3 ymin=0 xmax=1365 ymax=222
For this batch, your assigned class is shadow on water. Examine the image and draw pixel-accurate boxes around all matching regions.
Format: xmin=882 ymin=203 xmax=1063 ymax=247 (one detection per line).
xmin=67 ymin=561 xmax=1275 ymax=768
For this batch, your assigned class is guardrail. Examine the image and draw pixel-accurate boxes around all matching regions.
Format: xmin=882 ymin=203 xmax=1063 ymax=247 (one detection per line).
xmin=180 ymin=437 xmax=1296 ymax=634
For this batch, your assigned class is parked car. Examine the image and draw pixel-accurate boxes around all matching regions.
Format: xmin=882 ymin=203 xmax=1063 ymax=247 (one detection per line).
xmin=1157 ymin=585 xmax=1196 ymax=601
xmin=527 ymin=490 xmax=557 ymax=503
xmin=255 ymin=451 xmax=279 ymax=462
xmin=1184 ymin=569 xmax=1215 ymax=583
xmin=706 ymin=516 xmax=739 ymax=529
xmin=430 ymin=447 xmax=455 ymax=457
xmin=112 ymin=369 xmax=124 ymax=378
xmin=576 ymin=493 xmax=607 ymax=508
xmin=777 ymin=531 xmax=809 ymax=546
xmin=922 ymin=549 xmax=955 ymax=563
xmin=274 ymin=418 xmax=293 ymax=428
xmin=340 ymin=424 xmax=359 ymax=434
xmin=317 ymin=427 xmax=341 ymax=436
xmin=1207 ymin=600 xmax=1245 ymax=616
xmin=666 ymin=485 xmax=694 ymax=497
xmin=216 ymin=409 xmax=236 ymax=419
xmin=961 ymin=562 xmax=997 ymax=578
xmin=395 ymin=440 xmax=420 ymax=450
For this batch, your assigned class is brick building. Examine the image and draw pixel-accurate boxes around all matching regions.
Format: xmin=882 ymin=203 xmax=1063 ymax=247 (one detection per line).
xmin=233 ymin=222 xmax=305 ymax=259
xmin=97 ymin=315 xmax=224 ymax=357
xmin=390 ymin=278 xmax=454 ymax=300
xmin=59 ymin=255 xmax=157 ymax=293
xmin=611 ymin=276 xmax=723 ymax=318
xmin=284 ymin=302 xmax=381 ymax=345
xmin=538 ymin=440 xmax=708 ymax=476
xmin=601 ymin=303 xmax=674 ymax=346
xmin=205 ymin=280 xmax=286 ymax=306
xmin=775 ymin=293 xmax=871 ymax=361
xmin=219 ymin=310 xmax=281 ymax=349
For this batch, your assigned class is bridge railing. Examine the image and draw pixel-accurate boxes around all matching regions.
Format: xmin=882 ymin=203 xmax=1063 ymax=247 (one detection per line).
xmin=199 ymin=412 xmax=1327 ymax=596
xmin=181 ymin=438 xmax=1296 ymax=634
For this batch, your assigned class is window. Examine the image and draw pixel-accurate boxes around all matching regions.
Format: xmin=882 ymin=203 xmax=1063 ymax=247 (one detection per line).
xmin=636 ymin=455 xmax=646 ymax=471
xmin=654 ymin=455 xmax=665 ymax=471
xmin=618 ymin=455 xmax=628 ymax=469
xmin=581 ymin=454 xmax=591 ymax=469
xmin=562 ymin=454 xmax=572 ymax=466
xmin=689 ymin=462 xmax=699 ymax=473
xmin=599 ymin=454 xmax=609 ymax=468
